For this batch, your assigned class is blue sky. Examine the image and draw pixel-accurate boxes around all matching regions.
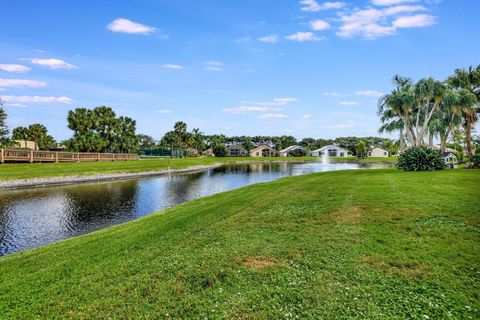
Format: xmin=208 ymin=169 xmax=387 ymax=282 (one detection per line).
xmin=0 ymin=0 xmax=478 ymax=141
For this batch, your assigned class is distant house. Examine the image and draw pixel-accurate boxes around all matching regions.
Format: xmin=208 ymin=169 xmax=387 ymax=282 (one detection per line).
xmin=279 ymin=145 xmax=305 ymax=157
xmin=185 ymin=147 xmax=199 ymax=157
xmin=443 ymin=152 xmax=458 ymax=169
xmin=226 ymin=144 xmax=247 ymax=157
xmin=250 ymin=145 xmax=279 ymax=157
xmin=203 ymin=147 xmax=214 ymax=157
xmin=310 ymin=145 xmax=349 ymax=157
xmin=368 ymin=147 xmax=389 ymax=158
xmin=13 ymin=140 xmax=37 ymax=150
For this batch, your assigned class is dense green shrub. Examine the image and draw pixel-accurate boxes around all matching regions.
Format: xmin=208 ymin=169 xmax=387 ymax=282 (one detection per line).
xmin=397 ymin=147 xmax=446 ymax=171
xmin=473 ymin=154 xmax=480 ymax=168
xmin=213 ymin=144 xmax=227 ymax=157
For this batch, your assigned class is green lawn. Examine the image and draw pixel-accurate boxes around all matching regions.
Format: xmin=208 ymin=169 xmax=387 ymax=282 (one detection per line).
xmin=0 ymin=169 xmax=479 ymax=319
xmin=0 ymin=157 xmax=318 ymax=180
xmin=330 ymin=156 xmax=398 ymax=163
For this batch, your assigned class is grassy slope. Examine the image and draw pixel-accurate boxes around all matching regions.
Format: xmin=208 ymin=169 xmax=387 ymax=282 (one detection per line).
xmin=330 ymin=156 xmax=398 ymax=163
xmin=0 ymin=157 xmax=317 ymax=180
xmin=0 ymin=169 xmax=479 ymax=319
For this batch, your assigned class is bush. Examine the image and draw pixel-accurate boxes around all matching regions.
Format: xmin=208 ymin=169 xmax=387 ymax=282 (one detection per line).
xmin=473 ymin=154 xmax=480 ymax=168
xmin=213 ymin=144 xmax=227 ymax=157
xmin=397 ymin=147 xmax=446 ymax=171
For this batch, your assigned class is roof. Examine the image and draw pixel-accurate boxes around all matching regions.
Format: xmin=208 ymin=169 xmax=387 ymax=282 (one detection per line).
xmin=226 ymin=144 xmax=246 ymax=151
xmin=370 ymin=147 xmax=388 ymax=151
xmin=311 ymin=145 xmax=348 ymax=153
xmin=250 ymin=144 xmax=276 ymax=153
xmin=442 ymin=152 xmax=456 ymax=157
xmin=279 ymin=145 xmax=303 ymax=153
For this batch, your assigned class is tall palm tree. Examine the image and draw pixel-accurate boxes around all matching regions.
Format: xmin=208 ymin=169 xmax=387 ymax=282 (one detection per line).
xmin=378 ymin=117 xmax=405 ymax=152
xmin=448 ymin=65 xmax=480 ymax=160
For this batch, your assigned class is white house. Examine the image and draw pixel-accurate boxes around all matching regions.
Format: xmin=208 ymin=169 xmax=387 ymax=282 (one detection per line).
xmin=279 ymin=145 xmax=305 ymax=157
xmin=368 ymin=147 xmax=389 ymax=158
xmin=310 ymin=145 xmax=349 ymax=157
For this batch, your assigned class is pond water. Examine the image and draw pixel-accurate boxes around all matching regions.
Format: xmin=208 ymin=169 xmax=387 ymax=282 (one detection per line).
xmin=0 ymin=161 xmax=392 ymax=255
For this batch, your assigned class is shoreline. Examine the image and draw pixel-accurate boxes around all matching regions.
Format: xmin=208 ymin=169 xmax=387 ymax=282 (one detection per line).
xmin=0 ymin=159 xmax=314 ymax=190
xmin=0 ymin=159 xmax=395 ymax=190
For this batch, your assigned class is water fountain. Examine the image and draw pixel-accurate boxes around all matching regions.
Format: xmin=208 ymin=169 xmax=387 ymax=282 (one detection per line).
xmin=321 ymin=151 xmax=329 ymax=165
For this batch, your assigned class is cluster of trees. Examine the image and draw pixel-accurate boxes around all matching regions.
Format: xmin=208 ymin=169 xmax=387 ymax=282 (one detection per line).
xmin=137 ymin=121 xmax=397 ymax=157
xmin=12 ymin=124 xmax=56 ymax=150
xmin=378 ymin=65 xmax=480 ymax=161
xmin=65 ymin=107 xmax=138 ymax=153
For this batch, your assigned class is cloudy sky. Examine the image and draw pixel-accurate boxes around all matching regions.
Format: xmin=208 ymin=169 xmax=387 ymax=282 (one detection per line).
xmin=0 ymin=0 xmax=478 ymax=140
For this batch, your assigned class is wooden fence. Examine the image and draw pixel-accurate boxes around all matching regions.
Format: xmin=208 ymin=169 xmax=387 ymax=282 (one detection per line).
xmin=0 ymin=149 xmax=139 ymax=164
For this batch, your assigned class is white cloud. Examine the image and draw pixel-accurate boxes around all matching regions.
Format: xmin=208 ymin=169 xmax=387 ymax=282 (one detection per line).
xmin=107 ymin=18 xmax=155 ymax=34
xmin=224 ymin=97 xmax=297 ymax=114
xmin=356 ymin=90 xmax=384 ymax=97
xmin=339 ymin=101 xmax=360 ymax=105
xmin=258 ymin=35 xmax=279 ymax=43
xmin=206 ymin=61 xmax=224 ymax=66
xmin=234 ymin=36 xmax=251 ymax=43
xmin=31 ymin=58 xmax=76 ymax=69
xmin=300 ymin=0 xmax=346 ymax=12
xmin=204 ymin=61 xmax=224 ymax=72
xmin=259 ymin=113 xmax=288 ymax=119
xmin=0 ymin=64 xmax=31 ymax=73
xmin=337 ymin=5 xmax=432 ymax=39
xmin=162 ymin=64 xmax=184 ymax=69
xmin=324 ymin=91 xmax=345 ymax=97
xmin=303 ymin=114 xmax=314 ymax=119
xmin=285 ymin=32 xmax=323 ymax=42
xmin=310 ymin=19 xmax=331 ymax=31
xmin=204 ymin=66 xmax=223 ymax=72
xmin=371 ymin=0 xmax=419 ymax=5
xmin=244 ymin=97 xmax=298 ymax=106
xmin=0 ymin=78 xmax=47 ymax=88
xmin=156 ymin=109 xmax=173 ymax=113
xmin=392 ymin=14 xmax=436 ymax=28
xmin=223 ymin=106 xmax=273 ymax=114
xmin=1 ymin=95 xmax=72 ymax=104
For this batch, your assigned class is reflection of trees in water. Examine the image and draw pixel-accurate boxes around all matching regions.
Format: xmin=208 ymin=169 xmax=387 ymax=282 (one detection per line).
xmin=62 ymin=180 xmax=138 ymax=231
xmin=162 ymin=172 xmax=209 ymax=204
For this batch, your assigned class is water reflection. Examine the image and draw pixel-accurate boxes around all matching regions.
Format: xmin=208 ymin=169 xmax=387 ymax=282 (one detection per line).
xmin=0 ymin=162 xmax=391 ymax=255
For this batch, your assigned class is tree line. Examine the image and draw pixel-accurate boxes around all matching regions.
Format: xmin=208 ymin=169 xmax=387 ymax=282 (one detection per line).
xmin=378 ymin=64 xmax=480 ymax=161
xmin=139 ymin=121 xmax=397 ymax=157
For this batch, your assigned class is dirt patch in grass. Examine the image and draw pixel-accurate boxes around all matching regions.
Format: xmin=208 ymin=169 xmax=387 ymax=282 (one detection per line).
xmin=331 ymin=206 xmax=364 ymax=225
xmin=362 ymin=255 xmax=430 ymax=278
xmin=243 ymin=256 xmax=280 ymax=269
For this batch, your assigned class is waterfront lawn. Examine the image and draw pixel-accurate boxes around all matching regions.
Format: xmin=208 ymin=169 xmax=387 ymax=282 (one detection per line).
xmin=330 ymin=156 xmax=398 ymax=163
xmin=0 ymin=169 xmax=479 ymax=319
xmin=0 ymin=157 xmax=318 ymax=180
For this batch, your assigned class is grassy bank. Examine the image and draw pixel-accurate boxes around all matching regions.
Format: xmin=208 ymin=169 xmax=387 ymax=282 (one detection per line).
xmin=330 ymin=156 xmax=398 ymax=163
xmin=0 ymin=157 xmax=318 ymax=180
xmin=0 ymin=169 xmax=479 ymax=319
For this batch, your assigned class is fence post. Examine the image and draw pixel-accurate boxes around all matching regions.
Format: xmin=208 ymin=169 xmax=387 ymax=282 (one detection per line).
xmin=112 ymin=153 xmax=115 ymax=161
xmin=55 ymin=152 xmax=58 ymax=163
xmin=0 ymin=149 xmax=3 ymax=164
xmin=77 ymin=152 xmax=80 ymax=163
xmin=29 ymin=150 xmax=33 ymax=163
xmin=97 ymin=153 xmax=100 ymax=161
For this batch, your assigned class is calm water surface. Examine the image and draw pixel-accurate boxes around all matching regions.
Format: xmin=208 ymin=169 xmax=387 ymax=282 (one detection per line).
xmin=0 ymin=162 xmax=391 ymax=255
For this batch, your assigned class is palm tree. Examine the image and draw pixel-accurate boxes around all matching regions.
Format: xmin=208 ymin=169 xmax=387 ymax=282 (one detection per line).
xmin=378 ymin=76 xmax=417 ymax=147
xmin=378 ymin=117 xmax=405 ymax=152
xmin=448 ymin=65 xmax=480 ymax=160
